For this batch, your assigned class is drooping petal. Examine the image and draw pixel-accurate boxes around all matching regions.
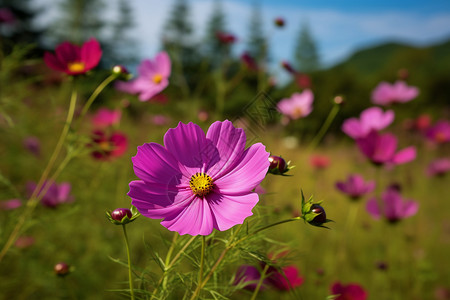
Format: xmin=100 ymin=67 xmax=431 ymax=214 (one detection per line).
xmin=402 ymin=199 xmax=419 ymax=218
xmin=366 ymin=197 xmax=381 ymax=219
xmin=342 ymin=118 xmax=364 ymax=139
xmin=55 ymin=42 xmax=80 ymax=64
xmin=392 ymin=146 xmax=416 ymax=165
xmin=155 ymin=52 xmax=171 ymax=77
xmin=205 ymin=120 xmax=246 ymax=178
xmin=81 ymin=38 xmax=102 ymax=69
xmin=207 ymin=192 xmax=259 ymax=231
xmin=43 ymin=52 xmax=67 ymax=72
xmin=214 ymin=143 xmax=269 ymax=195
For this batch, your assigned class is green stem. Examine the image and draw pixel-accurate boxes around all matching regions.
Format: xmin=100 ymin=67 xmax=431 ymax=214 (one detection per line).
xmin=198 ymin=236 xmax=206 ymax=286
xmin=78 ymin=74 xmax=116 ymax=124
xmin=0 ymin=87 xmax=77 ymax=263
xmin=122 ymin=225 xmax=135 ymax=300
xmin=308 ymin=103 xmax=340 ymax=151
xmin=250 ymin=264 xmax=270 ymax=300
xmin=162 ymin=233 xmax=179 ymax=290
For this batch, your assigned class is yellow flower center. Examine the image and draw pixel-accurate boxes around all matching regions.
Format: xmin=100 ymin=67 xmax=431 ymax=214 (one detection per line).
xmin=152 ymin=74 xmax=163 ymax=84
xmin=99 ymin=141 xmax=111 ymax=152
xmin=68 ymin=62 xmax=86 ymax=73
xmin=292 ymin=107 xmax=303 ymax=118
xmin=189 ymin=172 xmax=213 ymax=197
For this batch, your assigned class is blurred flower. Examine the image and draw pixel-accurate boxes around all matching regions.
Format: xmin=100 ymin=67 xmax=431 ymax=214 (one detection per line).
xmin=366 ymin=185 xmax=418 ymax=223
xmin=27 ymin=181 xmax=74 ymax=208
xmin=235 ymin=265 xmax=263 ymax=291
xmin=434 ymin=287 xmax=450 ymax=300
xmin=397 ymin=68 xmax=409 ymax=80
xmin=342 ymin=107 xmax=394 ymax=139
xmin=426 ymin=158 xmax=450 ymax=177
xmin=425 ymin=120 xmax=450 ymax=144
xmin=330 ymin=281 xmax=368 ymax=300
xmin=241 ymin=52 xmax=258 ymax=71
xmin=376 ymin=261 xmax=388 ymax=271
xmin=266 ymin=265 xmax=304 ymax=291
xmin=44 ymin=38 xmax=102 ymax=76
xmin=90 ymin=130 xmax=128 ymax=161
xmin=403 ymin=114 xmax=431 ymax=133
xmin=116 ymin=52 xmax=171 ymax=101
xmin=14 ymin=236 xmax=35 ymax=249
xmin=0 ymin=8 xmax=16 ymax=24
xmin=295 ymin=73 xmax=311 ymax=89
xmin=274 ymin=17 xmax=285 ymax=27
xmin=151 ymin=114 xmax=170 ymax=126
xmin=255 ymin=184 xmax=266 ymax=195
xmin=128 ymin=121 xmax=269 ymax=236
xmin=310 ymin=154 xmax=330 ymax=170
xmin=216 ymin=31 xmax=237 ymax=44
xmin=336 ymin=174 xmax=375 ymax=200
xmin=0 ymin=199 xmax=22 ymax=210
xmin=371 ymin=80 xmax=419 ymax=106
xmin=111 ymin=65 xmax=131 ymax=80
xmin=356 ymin=131 xmax=416 ymax=166
xmin=92 ymin=108 xmax=121 ymax=128
xmin=23 ymin=136 xmax=41 ymax=157
xmin=277 ymin=90 xmax=314 ymax=120
xmin=280 ymin=61 xmax=296 ymax=74
xmin=197 ymin=110 xmax=209 ymax=122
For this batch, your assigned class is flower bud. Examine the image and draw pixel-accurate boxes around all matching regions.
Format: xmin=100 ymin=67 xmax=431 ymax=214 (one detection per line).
xmin=54 ymin=262 xmax=70 ymax=277
xmin=309 ymin=204 xmax=326 ymax=226
xmin=111 ymin=65 xmax=132 ymax=80
xmin=281 ymin=61 xmax=296 ymax=74
xmin=300 ymin=190 xmax=333 ymax=228
xmin=268 ymin=155 xmax=294 ymax=175
xmin=274 ymin=17 xmax=285 ymax=27
xmin=333 ymin=95 xmax=344 ymax=105
xmin=106 ymin=206 xmax=140 ymax=225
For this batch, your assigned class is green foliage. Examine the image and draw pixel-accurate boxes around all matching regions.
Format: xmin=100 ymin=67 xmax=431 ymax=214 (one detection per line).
xmin=246 ymin=2 xmax=267 ymax=63
xmin=203 ymin=0 xmax=230 ymax=66
xmin=294 ymin=21 xmax=320 ymax=72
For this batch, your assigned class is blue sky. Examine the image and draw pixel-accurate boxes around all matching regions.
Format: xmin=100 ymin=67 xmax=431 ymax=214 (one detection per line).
xmin=34 ymin=0 xmax=450 ymax=72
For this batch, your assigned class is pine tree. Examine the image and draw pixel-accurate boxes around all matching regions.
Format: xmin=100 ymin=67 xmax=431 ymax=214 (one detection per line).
xmin=162 ymin=0 xmax=194 ymax=54
xmin=246 ymin=2 xmax=267 ymax=63
xmin=203 ymin=0 xmax=229 ymax=65
xmin=294 ymin=22 xmax=320 ymax=72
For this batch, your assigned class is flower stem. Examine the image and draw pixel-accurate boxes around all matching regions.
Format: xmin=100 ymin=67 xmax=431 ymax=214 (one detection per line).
xmin=308 ymin=102 xmax=340 ymax=151
xmin=250 ymin=264 xmax=269 ymax=300
xmin=122 ymin=225 xmax=135 ymax=300
xmin=161 ymin=233 xmax=179 ymax=290
xmin=198 ymin=236 xmax=206 ymax=286
xmin=77 ymin=74 xmax=116 ymax=125
xmin=0 ymin=87 xmax=77 ymax=263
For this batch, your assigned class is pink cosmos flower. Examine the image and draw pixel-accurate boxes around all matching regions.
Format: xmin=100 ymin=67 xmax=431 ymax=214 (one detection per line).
xmin=342 ymin=107 xmax=394 ymax=139
xmin=336 ymin=174 xmax=375 ymax=200
xmin=356 ymin=131 xmax=416 ymax=166
xmin=425 ymin=120 xmax=450 ymax=144
xmin=90 ymin=130 xmax=128 ymax=161
xmin=403 ymin=114 xmax=431 ymax=133
xmin=27 ymin=181 xmax=74 ymax=208
xmin=277 ymin=90 xmax=314 ymax=120
xmin=330 ymin=281 xmax=368 ymax=300
xmin=426 ymin=158 xmax=450 ymax=177
xmin=14 ymin=236 xmax=35 ymax=249
xmin=92 ymin=108 xmax=121 ymax=128
xmin=310 ymin=154 xmax=330 ymax=170
xmin=0 ymin=199 xmax=22 ymax=210
xmin=116 ymin=52 xmax=171 ymax=101
xmin=44 ymin=38 xmax=102 ymax=76
xmin=151 ymin=114 xmax=171 ymax=126
xmin=128 ymin=120 xmax=270 ymax=236
xmin=366 ymin=185 xmax=418 ymax=223
xmin=371 ymin=80 xmax=419 ymax=106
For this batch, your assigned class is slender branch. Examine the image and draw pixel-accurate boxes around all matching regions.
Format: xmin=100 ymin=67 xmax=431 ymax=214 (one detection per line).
xmin=308 ymin=103 xmax=340 ymax=151
xmin=198 ymin=236 xmax=206 ymax=288
xmin=250 ymin=264 xmax=269 ymax=300
xmin=78 ymin=74 xmax=116 ymax=123
xmin=122 ymin=225 xmax=135 ymax=300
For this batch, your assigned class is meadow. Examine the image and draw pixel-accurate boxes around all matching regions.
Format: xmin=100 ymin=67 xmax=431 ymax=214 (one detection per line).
xmin=1 ymin=7 xmax=450 ymax=300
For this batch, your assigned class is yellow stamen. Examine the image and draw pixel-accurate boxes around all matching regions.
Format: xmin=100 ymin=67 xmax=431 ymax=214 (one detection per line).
xmin=68 ymin=62 xmax=85 ymax=73
xmin=99 ymin=141 xmax=111 ymax=152
xmin=189 ymin=172 xmax=213 ymax=197
xmin=292 ymin=107 xmax=303 ymax=118
xmin=152 ymin=74 xmax=163 ymax=84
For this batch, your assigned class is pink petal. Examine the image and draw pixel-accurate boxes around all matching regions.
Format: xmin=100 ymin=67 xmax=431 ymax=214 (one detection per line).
xmin=342 ymin=118 xmax=363 ymax=139
xmin=366 ymin=197 xmax=381 ymax=219
xmin=402 ymin=200 xmax=419 ymax=218
xmin=43 ymin=52 xmax=67 ymax=72
xmin=155 ymin=52 xmax=171 ymax=77
xmin=392 ymin=146 xmax=416 ymax=165
xmin=55 ymin=41 xmax=80 ymax=64
xmin=81 ymin=38 xmax=102 ymax=70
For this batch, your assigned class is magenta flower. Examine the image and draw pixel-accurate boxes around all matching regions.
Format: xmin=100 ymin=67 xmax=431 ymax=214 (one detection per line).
xmin=356 ymin=131 xmax=416 ymax=166
xmin=235 ymin=265 xmax=263 ymax=290
xmin=216 ymin=31 xmax=237 ymax=44
xmin=371 ymin=80 xmax=419 ymax=106
xmin=0 ymin=199 xmax=22 ymax=210
xmin=330 ymin=281 xmax=368 ymax=300
xmin=23 ymin=136 xmax=41 ymax=157
xmin=128 ymin=120 xmax=270 ymax=236
xmin=151 ymin=114 xmax=171 ymax=126
xmin=27 ymin=181 xmax=74 ymax=208
xmin=425 ymin=120 xmax=450 ymax=144
xmin=241 ymin=52 xmax=258 ymax=71
xmin=44 ymin=38 xmax=102 ymax=76
xmin=426 ymin=158 xmax=450 ymax=177
xmin=336 ymin=174 xmax=375 ymax=200
xmin=342 ymin=107 xmax=394 ymax=139
xmin=266 ymin=265 xmax=304 ymax=291
xmin=277 ymin=90 xmax=314 ymax=120
xmin=366 ymin=185 xmax=418 ymax=223
xmin=90 ymin=130 xmax=128 ymax=161
xmin=310 ymin=154 xmax=330 ymax=170
xmin=116 ymin=52 xmax=171 ymax=101
xmin=92 ymin=108 xmax=121 ymax=128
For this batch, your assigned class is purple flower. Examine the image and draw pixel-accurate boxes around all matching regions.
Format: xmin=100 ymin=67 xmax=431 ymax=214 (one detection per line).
xmin=356 ymin=131 xmax=416 ymax=166
xmin=0 ymin=199 xmax=22 ymax=210
xmin=366 ymin=185 xmax=418 ymax=223
xmin=27 ymin=181 xmax=74 ymax=208
xmin=336 ymin=174 xmax=375 ymax=200
xmin=23 ymin=136 xmax=41 ymax=157
xmin=330 ymin=281 xmax=368 ymax=300
xmin=426 ymin=158 xmax=450 ymax=177
xmin=235 ymin=265 xmax=263 ymax=290
xmin=128 ymin=120 xmax=270 ymax=236
xmin=425 ymin=120 xmax=450 ymax=144
xmin=0 ymin=8 xmax=16 ymax=24
xmin=277 ymin=90 xmax=314 ymax=120
xmin=371 ymin=80 xmax=419 ymax=106
xmin=92 ymin=108 xmax=121 ymax=128
xmin=234 ymin=264 xmax=303 ymax=291
xmin=342 ymin=107 xmax=394 ymax=139
xmin=116 ymin=52 xmax=171 ymax=101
